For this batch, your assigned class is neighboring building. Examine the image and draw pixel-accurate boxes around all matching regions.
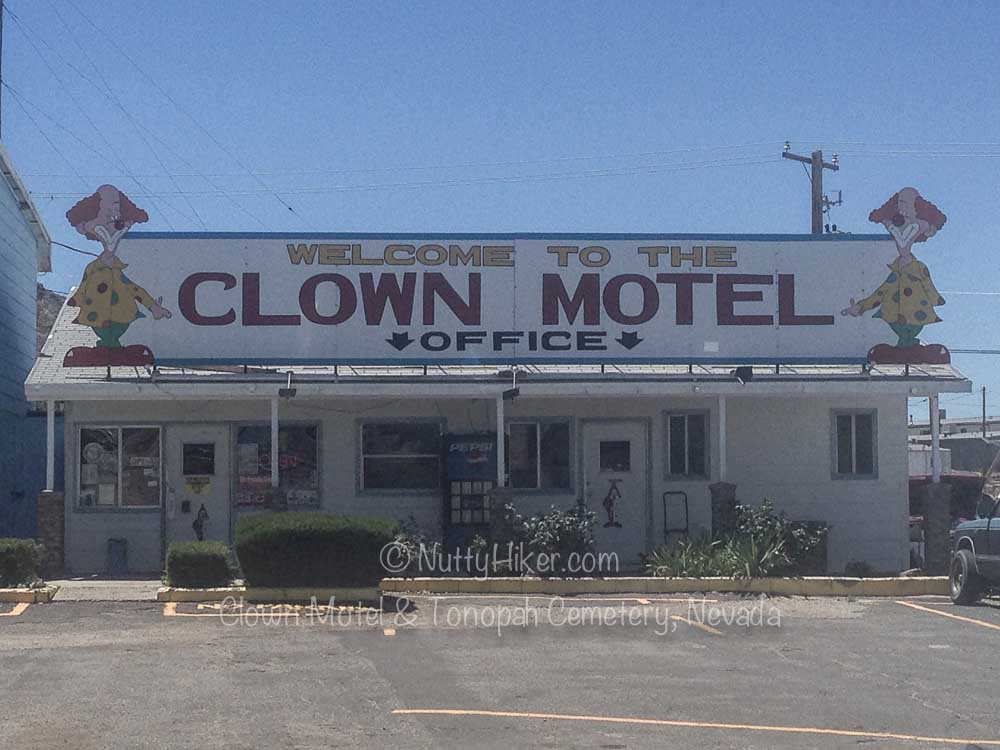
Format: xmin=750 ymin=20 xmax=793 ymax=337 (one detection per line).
xmin=910 ymin=434 xmax=1000 ymax=474
xmin=0 ymin=145 xmax=52 ymax=537
xmin=909 ymin=444 xmax=952 ymax=476
xmin=25 ymin=227 xmax=972 ymax=575
xmin=909 ymin=416 xmax=1000 ymax=438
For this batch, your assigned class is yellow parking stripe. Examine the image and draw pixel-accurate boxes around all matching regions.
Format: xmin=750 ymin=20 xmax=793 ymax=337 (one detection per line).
xmin=670 ymin=614 xmax=723 ymax=636
xmin=896 ymin=600 xmax=1000 ymax=632
xmin=0 ymin=603 xmax=29 ymax=617
xmin=392 ymin=708 xmax=1000 ymax=746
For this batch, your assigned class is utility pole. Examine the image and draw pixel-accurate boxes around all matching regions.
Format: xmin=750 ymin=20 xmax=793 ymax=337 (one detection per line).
xmin=983 ymin=386 xmax=987 ymax=439
xmin=782 ymin=142 xmax=839 ymax=234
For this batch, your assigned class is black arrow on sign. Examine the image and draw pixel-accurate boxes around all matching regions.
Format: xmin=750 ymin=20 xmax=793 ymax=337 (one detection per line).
xmin=386 ymin=332 xmax=414 ymax=351
xmin=616 ymin=331 xmax=643 ymax=350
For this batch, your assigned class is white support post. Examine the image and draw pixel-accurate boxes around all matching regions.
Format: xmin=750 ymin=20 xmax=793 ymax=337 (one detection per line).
xmin=45 ymin=400 xmax=55 ymax=492
xmin=929 ymin=394 xmax=940 ymax=484
xmin=496 ymin=393 xmax=506 ymax=487
xmin=270 ymin=397 xmax=280 ymax=489
xmin=718 ymin=396 xmax=727 ymax=482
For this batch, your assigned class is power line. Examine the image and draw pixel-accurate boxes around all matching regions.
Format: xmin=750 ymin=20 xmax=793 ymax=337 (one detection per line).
xmin=31 ymin=155 xmax=778 ymax=199
xmin=65 ymin=0 xmax=311 ymax=229
xmin=20 ymin=140 xmax=779 ymax=180
xmin=2 ymin=5 xmax=181 ymax=229
xmin=52 ymin=240 xmax=98 ymax=258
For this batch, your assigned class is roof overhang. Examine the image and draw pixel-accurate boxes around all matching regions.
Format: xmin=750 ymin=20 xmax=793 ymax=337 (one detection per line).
xmin=0 ymin=144 xmax=51 ymax=272
xmin=26 ymin=368 xmax=972 ymax=402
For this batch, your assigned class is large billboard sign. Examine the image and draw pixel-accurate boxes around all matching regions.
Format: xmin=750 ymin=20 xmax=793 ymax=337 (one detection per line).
xmin=60 ymin=186 xmax=951 ymax=368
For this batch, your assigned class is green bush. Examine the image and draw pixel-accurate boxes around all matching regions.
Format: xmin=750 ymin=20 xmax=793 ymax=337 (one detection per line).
xmin=489 ymin=503 xmax=596 ymax=576
xmin=165 ymin=541 xmax=233 ymax=588
xmin=0 ymin=539 xmax=44 ymax=586
xmin=235 ymin=512 xmax=399 ymax=587
xmin=644 ymin=500 xmax=829 ymax=578
xmin=644 ymin=534 xmax=789 ymax=579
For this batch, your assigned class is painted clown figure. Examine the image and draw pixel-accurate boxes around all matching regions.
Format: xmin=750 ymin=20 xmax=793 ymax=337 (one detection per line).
xmin=63 ymin=185 xmax=171 ymax=367
xmin=841 ymin=187 xmax=950 ymax=365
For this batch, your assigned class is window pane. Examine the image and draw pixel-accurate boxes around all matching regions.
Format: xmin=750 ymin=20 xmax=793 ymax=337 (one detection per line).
xmin=183 ymin=443 xmax=215 ymax=475
xmin=362 ymin=423 xmax=439 ymax=455
xmin=687 ymin=415 xmax=707 ymax=477
xmin=121 ymin=428 xmax=160 ymax=507
xmin=80 ymin=428 xmax=118 ymax=507
xmin=509 ymin=423 xmax=538 ymax=489
xmin=236 ymin=425 xmax=319 ymax=506
xmin=836 ymin=415 xmax=854 ymax=474
xmin=363 ymin=457 xmax=439 ymax=489
xmin=669 ymin=416 xmax=686 ymax=475
xmin=854 ymin=413 xmax=875 ymax=475
xmin=278 ymin=425 xmax=319 ymax=505
xmin=600 ymin=441 xmax=630 ymax=471
xmin=540 ymin=422 xmax=571 ymax=489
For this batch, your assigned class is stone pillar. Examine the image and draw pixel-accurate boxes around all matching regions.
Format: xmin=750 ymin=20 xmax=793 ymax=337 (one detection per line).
xmin=709 ymin=481 xmax=737 ymax=539
xmin=923 ymin=482 xmax=951 ymax=575
xmin=36 ymin=491 xmax=65 ymax=578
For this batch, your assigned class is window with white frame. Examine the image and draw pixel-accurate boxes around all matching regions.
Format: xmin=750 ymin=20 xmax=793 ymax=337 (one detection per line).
xmin=78 ymin=427 xmax=161 ymax=508
xmin=664 ymin=412 xmax=708 ymax=478
xmin=833 ymin=410 xmax=877 ymax=477
xmin=361 ymin=421 xmax=441 ymax=490
xmin=507 ymin=420 xmax=572 ymax=490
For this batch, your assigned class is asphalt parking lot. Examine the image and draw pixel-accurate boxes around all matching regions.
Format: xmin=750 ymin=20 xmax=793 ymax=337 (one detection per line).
xmin=2 ymin=594 xmax=999 ymax=749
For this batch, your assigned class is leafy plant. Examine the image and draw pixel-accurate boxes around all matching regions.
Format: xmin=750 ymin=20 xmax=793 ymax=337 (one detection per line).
xmin=645 ymin=499 xmax=828 ymax=578
xmin=491 ymin=503 xmax=596 ymax=576
xmin=0 ymin=539 xmax=44 ymax=586
xmin=235 ymin=512 xmax=399 ymax=587
xmin=165 ymin=541 xmax=233 ymax=588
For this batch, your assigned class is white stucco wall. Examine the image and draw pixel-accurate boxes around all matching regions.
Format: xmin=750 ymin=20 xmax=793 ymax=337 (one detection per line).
xmin=63 ymin=392 xmax=909 ymax=574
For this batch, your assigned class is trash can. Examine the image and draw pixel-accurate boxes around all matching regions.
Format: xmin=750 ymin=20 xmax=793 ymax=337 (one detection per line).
xmin=107 ymin=538 xmax=128 ymax=577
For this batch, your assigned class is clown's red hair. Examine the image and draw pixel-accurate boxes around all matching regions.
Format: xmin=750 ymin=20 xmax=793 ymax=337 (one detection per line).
xmin=869 ymin=189 xmax=946 ymax=243
xmin=66 ymin=186 xmax=149 ymax=241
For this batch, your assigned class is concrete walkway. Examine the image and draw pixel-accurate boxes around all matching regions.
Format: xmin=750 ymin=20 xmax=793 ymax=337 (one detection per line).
xmin=49 ymin=579 xmax=162 ymax=602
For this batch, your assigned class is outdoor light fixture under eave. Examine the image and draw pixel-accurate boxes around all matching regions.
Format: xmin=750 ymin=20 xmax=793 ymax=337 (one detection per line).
xmin=279 ymin=370 xmax=297 ymax=399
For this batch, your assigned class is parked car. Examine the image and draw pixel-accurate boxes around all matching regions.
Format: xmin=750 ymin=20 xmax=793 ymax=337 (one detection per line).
xmin=949 ymin=463 xmax=1000 ymax=604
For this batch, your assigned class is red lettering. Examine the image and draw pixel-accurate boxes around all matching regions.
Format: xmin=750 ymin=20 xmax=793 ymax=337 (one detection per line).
xmin=716 ymin=274 xmax=774 ymax=326
xmin=777 ymin=274 xmax=833 ymax=326
xmin=242 ymin=273 xmax=301 ymax=326
xmin=299 ymin=274 xmax=357 ymax=325
xmin=656 ymin=273 xmax=713 ymax=325
xmin=422 ymin=273 xmax=481 ymax=325
xmin=542 ymin=274 xmax=600 ymax=325
xmin=360 ymin=273 xmax=415 ymax=325
xmin=178 ymin=272 xmax=236 ymax=326
xmin=602 ymin=274 xmax=659 ymax=325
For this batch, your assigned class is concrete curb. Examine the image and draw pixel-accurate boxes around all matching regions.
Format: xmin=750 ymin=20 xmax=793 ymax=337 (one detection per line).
xmin=0 ymin=585 xmax=60 ymax=603
xmin=378 ymin=576 xmax=950 ymax=597
xmin=157 ymin=586 xmax=381 ymax=603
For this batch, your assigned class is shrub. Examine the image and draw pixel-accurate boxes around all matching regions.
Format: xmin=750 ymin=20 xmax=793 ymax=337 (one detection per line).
xmin=0 ymin=539 xmax=44 ymax=586
xmin=490 ymin=503 xmax=596 ymax=576
xmin=643 ymin=534 xmax=789 ymax=578
xmin=165 ymin=541 xmax=232 ymax=588
xmin=235 ymin=512 xmax=399 ymax=587
xmin=644 ymin=499 xmax=829 ymax=578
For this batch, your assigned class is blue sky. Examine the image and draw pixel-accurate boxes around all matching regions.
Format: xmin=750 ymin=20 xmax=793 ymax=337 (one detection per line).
xmin=3 ymin=0 xmax=999 ymax=420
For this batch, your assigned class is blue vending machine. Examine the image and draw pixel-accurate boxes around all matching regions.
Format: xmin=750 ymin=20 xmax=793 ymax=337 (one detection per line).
xmin=443 ymin=434 xmax=497 ymax=550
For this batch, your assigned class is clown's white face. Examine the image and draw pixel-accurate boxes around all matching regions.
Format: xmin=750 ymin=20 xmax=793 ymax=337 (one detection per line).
xmin=81 ymin=185 xmax=134 ymax=254
xmin=887 ymin=187 xmax=933 ymax=255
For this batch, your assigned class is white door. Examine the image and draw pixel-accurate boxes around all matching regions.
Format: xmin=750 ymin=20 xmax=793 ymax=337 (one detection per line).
xmin=583 ymin=421 xmax=648 ymax=565
xmin=165 ymin=425 xmax=231 ymax=546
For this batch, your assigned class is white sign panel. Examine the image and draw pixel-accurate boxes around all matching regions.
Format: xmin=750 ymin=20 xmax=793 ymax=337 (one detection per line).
xmin=70 ymin=233 xmax=902 ymax=366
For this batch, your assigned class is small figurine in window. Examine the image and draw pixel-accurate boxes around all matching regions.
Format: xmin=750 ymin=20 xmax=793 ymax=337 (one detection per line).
xmin=841 ymin=187 xmax=950 ymax=364
xmin=62 ymin=185 xmax=172 ymax=367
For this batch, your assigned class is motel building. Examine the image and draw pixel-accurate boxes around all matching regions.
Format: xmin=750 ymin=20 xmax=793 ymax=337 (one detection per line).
xmin=25 ymin=193 xmax=970 ymax=575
